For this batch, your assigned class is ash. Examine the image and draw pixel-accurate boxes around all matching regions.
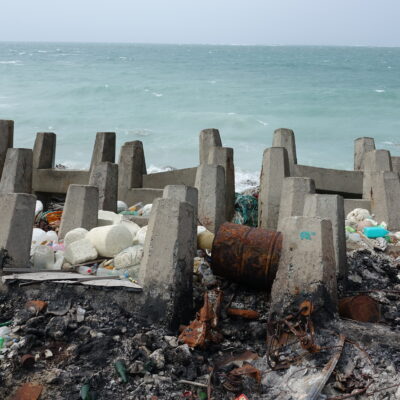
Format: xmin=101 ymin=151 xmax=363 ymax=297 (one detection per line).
xmin=1 ymin=249 xmax=400 ymax=399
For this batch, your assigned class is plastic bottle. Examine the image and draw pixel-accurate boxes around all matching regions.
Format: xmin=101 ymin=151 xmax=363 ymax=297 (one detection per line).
xmin=78 ymin=265 xmax=96 ymax=275
xmin=363 ymin=226 xmax=390 ymax=239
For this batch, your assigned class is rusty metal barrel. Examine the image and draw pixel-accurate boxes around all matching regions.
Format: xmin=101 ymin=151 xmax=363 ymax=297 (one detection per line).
xmin=211 ymin=222 xmax=282 ymax=291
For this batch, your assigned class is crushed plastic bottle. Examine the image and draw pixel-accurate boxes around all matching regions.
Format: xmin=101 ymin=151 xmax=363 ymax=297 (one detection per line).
xmin=78 ymin=265 xmax=96 ymax=275
xmin=363 ymin=226 xmax=389 ymax=239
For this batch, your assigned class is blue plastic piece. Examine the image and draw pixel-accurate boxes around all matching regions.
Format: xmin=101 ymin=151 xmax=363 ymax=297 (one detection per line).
xmin=363 ymin=226 xmax=389 ymax=238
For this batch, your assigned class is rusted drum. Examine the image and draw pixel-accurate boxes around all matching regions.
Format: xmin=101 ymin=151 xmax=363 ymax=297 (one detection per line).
xmin=339 ymin=295 xmax=381 ymax=323
xmin=211 ymin=222 xmax=282 ymax=290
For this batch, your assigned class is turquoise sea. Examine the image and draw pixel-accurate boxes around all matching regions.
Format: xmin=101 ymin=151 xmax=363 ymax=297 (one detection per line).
xmin=1 ymin=42 xmax=400 ymax=190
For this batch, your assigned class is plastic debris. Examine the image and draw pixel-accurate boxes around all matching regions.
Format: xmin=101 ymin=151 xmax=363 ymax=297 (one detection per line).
xmin=232 ymin=193 xmax=258 ymax=227
xmin=363 ymin=226 xmax=389 ymax=238
xmin=80 ymin=383 xmax=93 ymax=400
xmin=25 ymin=300 xmax=48 ymax=314
xmin=115 ymin=359 xmax=128 ymax=383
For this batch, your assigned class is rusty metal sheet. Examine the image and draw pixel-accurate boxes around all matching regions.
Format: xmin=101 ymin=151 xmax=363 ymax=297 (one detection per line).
xmin=11 ymin=383 xmax=43 ymax=400
xmin=339 ymin=295 xmax=381 ymax=323
xmin=211 ymin=222 xmax=282 ymax=290
xmin=227 ymin=308 xmax=260 ymax=320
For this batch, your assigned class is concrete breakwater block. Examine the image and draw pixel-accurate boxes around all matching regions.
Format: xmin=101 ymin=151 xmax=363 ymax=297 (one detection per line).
xmin=0 ymin=193 xmax=36 ymax=268
xmin=272 ymin=128 xmax=297 ymax=174
xmin=0 ymin=120 xmax=14 ymax=179
xmin=195 ymin=164 xmax=226 ymax=233
xmin=199 ymin=128 xmax=222 ymax=164
xmin=270 ymin=216 xmax=337 ymax=318
xmin=366 ymin=171 xmax=400 ymax=231
xmin=139 ymin=198 xmax=196 ymax=329
xmin=89 ymin=161 xmax=118 ymax=212
xmin=65 ymin=238 xmax=98 ymax=265
xmin=354 ymin=137 xmax=375 ymax=171
xmin=163 ymin=185 xmax=198 ymax=222
xmin=0 ymin=148 xmax=33 ymax=195
xmin=59 ymin=185 xmax=99 ymax=239
xmin=33 ymin=132 xmax=56 ymax=169
xmin=258 ymin=147 xmax=290 ymax=230
xmin=363 ymin=149 xmax=392 ymax=172
xmin=304 ymin=194 xmax=347 ymax=280
xmin=277 ymin=177 xmax=315 ymax=231
xmin=208 ymin=147 xmax=235 ymax=221
xmin=86 ymin=224 xmax=133 ymax=258
xmin=89 ymin=131 xmax=116 ymax=172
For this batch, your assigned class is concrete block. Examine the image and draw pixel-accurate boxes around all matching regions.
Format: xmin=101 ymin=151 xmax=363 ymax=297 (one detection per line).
xmin=89 ymin=132 xmax=116 ymax=171
xmin=33 ymin=132 xmax=56 ymax=169
xmin=0 ymin=148 xmax=33 ymax=194
xmin=64 ymin=228 xmax=89 ymax=247
xmin=139 ymin=198 xmax=195 ymax=329
xmin=392 ymin=156 xmax=400 ymax=173
xmin=195 ymin=164 xmax=226 ymax=233
xmin=0 ymin=193 xmax=36 ymax=268
xmin=366 ymin=171 xmax=400 ymax=230
xmin=208 ymin=147 xmax=235 ymax=220
xmin=143 ymin=167 xmax=197 ymax=189
xmin=304 ymin=194 xmax=347 ymax=280
xmin=86 ymin=224 xmax=133 ymax=257
xmin=258 ymin=147 xmax=290 ymax=230
xmin=272 ymin=128 xmax=297 ymax=173
xmin=199 ymin=128 xmax=222 ymax=164
xmin=32 ymin=169 xmax=89 ymax=194
xmin=0 ymin=120 xmax=14 ymax=179
xmin=123 ymin=188 xmax=163 ymax=208
xmin=59 ymin=185 xmax=98 ymax=239
xmin=354 ymin=137 xmax=375 ymax=170
xmin=89 ymin=161 xmax=118 ymax=212
xmin=364 ymin=149 xmax=392 ymax=172
xmin=277 ymin=177 xmax=315 ymax=231
xmin=270 ymin=216 xmax=337 ymax=317
xmin=163 ymin=185 xmax=198 ymax=222
xmin=64 ymin=238 xmax=98 ymax=265
xmin=118 ymin=141 xmax=146 ymax=200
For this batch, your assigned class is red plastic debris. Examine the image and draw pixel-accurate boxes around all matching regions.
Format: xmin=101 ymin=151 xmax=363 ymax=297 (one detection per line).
xmin=235 ymin=395 xmax=249 ymax=400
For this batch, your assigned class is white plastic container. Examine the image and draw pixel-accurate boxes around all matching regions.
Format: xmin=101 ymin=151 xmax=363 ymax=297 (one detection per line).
xmin=77 ymin=265 xmax=96 ymax=275
xmin=32 ymin=245 xmax=55 ymax=269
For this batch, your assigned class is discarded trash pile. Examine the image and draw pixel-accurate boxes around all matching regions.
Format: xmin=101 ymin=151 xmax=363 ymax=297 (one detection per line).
xmin=1 ymin=243 xmax=400 ymax=399
xmin=23 ymin=200 xmax=153 ymax=282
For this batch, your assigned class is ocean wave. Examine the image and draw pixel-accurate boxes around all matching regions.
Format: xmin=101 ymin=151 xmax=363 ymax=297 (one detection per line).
xmin=375 ymin=89 xmax=385 ymax=93
xmin=152 ymin=92 xmax=163 ymax=97
xmin=257 ymin=119 xmax=269 ymax=126
xmin=0 ymin=61 xmax=20 ymax=64
xmin=146 ymin=165 xmax=259 ymax=192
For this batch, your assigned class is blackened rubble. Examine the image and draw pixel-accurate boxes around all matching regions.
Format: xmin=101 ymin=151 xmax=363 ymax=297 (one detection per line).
xmin=2 ymin=249 xmax=400 ymax=400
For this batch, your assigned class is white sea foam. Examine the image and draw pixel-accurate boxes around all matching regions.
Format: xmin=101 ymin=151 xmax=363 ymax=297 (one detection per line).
xmin=257 ymin=120 xmax=269 ymax=126
xmin=228 ymin=112 xmax=236 ymax=115
xmin=152 ymin=92 xmax=163 ymax=97
xmin=375 ymin=89 xmax=385 ymax=93
xmin=37 ymin=50 xmax=48 ymax=53
xmin=145 ymin=165 xmax=259 ymax=192
xmin=0 ymin=61 xmax=19 ymax=64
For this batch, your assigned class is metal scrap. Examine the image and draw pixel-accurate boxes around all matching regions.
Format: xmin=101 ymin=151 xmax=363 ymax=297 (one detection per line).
xmin=179 ymin=289 xmax=223 ymax=348
xmin=339 ymin=295 xmax=381 ymax=323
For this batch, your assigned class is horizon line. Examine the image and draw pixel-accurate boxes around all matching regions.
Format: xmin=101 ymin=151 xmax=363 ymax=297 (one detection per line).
xmin=0 ymin=40 xmax=399 ymax=49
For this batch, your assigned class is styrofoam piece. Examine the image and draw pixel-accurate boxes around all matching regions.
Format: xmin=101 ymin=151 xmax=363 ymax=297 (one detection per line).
xmin=64 ymin=238 xmax=98 ymax=264
xmin=134 ymin=225 xmax=147 ymax=245
xmin=87 ymin=224 xmax=132 ymax=257
xmin=63 ymin=227 xmax=88 ymax=247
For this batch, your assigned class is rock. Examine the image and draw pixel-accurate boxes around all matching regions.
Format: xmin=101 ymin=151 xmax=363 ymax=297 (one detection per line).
xmin=46 ymin=316 xmax=68 ymax=339
xmin=64 ymin=238 xmax=98 ymax=264
xmin=113 ymin=245 xmax=144 ymax=270
xmin=63 ymin=228 xmax=88 ymax=247
xmin=87 ymin=224 xmax=132 ymax=257
xmin=149 ymin=349 xmax=165 ymax=370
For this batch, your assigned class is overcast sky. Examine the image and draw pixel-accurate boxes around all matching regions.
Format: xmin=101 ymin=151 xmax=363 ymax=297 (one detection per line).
xmin=1 ymin=0 xmax=399 ymax=46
